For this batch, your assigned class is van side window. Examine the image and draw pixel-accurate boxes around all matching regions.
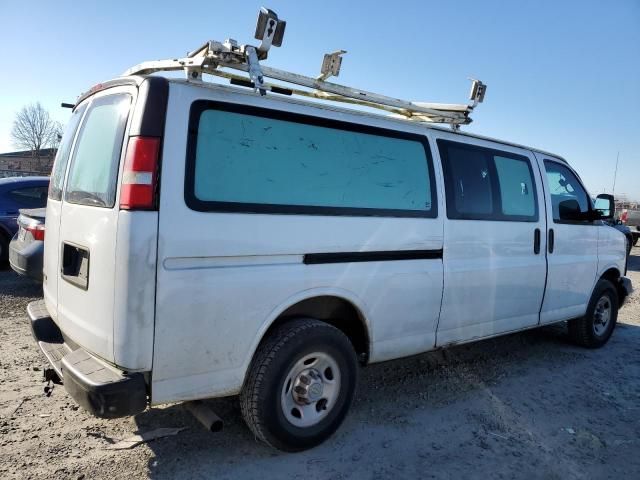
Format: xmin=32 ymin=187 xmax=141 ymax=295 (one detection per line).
xmin=49 ymin=104 xmax=87 ymax=201
xmin=543 ymin=160 xmax=590 ymax=223
xmin=185 ymin=101 xmax=437 ymax=217
xmin=440 ymin=143 xmax=493 ymax=216
xmin=494 ymin=155 xmax=536 ymax=217
xmin=437 ymin=140 xmax=538 ymax=222
xmin=65 ymin=94 xmax=131 ymax=208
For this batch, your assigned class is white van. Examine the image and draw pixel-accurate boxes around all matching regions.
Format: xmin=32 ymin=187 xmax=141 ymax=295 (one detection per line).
xmin=29 ymin=63 xmax=632 ymax=451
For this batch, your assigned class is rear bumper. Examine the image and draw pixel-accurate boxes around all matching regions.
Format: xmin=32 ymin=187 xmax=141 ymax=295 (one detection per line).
xmin=27 ymin=300 xmax=148 ymax=418
xmin=9 ymin=236 xmax=44 ymax=282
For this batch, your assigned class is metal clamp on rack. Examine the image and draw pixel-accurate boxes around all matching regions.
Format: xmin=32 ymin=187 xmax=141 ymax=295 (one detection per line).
xmin=123 ymin=7 xmax=486 ymax=129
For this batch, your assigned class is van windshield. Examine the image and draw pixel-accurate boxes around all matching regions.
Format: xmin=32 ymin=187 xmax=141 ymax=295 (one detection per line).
xmin=65 ymin=93 xmax=131 ymax=208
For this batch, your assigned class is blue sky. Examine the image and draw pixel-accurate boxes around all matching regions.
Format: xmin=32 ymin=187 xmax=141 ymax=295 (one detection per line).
xmin=1 ymin=0 xmax=638 ymax=199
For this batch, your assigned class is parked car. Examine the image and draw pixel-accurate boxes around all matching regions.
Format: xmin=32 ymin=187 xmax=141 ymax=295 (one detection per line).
xmin=626 ymin=209 xmax=640 ymax=229
xmin=9 ymin=208 xmax=46 ymax=281
xmin=620 ymin=210 xmax=640 ymax=246
xmin=27 ymin=51 xmax=632 ymax=453
xmin=0 ymin=177 xmax=49 ymax=266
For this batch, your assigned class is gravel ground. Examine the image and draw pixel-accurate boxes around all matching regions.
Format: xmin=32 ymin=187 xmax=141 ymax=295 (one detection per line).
xmin=1 ymin=248 xmax=639 ymax=480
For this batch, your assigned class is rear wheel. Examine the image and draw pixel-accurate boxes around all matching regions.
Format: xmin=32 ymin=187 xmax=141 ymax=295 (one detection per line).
xmin=568 ymin=279 xmax=618 ymax=348
xmin=240 ymin=318 xmax=358 ymax=451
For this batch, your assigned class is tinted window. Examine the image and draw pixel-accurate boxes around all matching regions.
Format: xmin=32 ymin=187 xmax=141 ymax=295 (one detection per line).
xmin=187 ymin=102 xmax=436 ymax=217
xmin=49 ymin=104 xmax=87 ymax=201
xmin=438 ymin=140 xmax=538 ymax=221
xmin=9 ymin=186 xmax=49 ymax=208
xmin=439 ymin=142 xmax=493 ymax=216
xmin=544 ymin=160 xmax=590 ymax=222
xmin=65 ymin=94 xmax=131 ymax=208
xmin=494 ymin=156 xmax=536 ymax=217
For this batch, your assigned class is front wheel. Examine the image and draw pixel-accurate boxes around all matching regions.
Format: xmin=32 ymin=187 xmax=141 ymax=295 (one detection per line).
xmin=240 ymin=318 xmax=358 ymax=451
xmin=568 ymin=279 xmax=618 ymax=348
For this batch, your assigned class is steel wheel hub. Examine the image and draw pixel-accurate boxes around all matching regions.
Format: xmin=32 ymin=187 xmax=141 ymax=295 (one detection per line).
xmin=593 ymin=296 xmax=612 ymax=336
xmin=293 ymin=368 xmax=324 ymax=404
xmin=281 ymin=352 xmax=341 ymax=428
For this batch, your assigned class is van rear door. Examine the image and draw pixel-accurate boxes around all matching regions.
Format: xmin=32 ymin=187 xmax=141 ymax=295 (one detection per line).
xmin=55 ymin=86 xmax=135 ymax=365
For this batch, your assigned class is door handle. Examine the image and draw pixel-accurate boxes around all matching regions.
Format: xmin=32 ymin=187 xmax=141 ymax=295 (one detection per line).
xmin=61 ymin=242 xmax=90 ymax=290
xmin=548 ymin=229 xmax=555 ymax=254
xmin=534 ymin=228 xmax=541 ymax=254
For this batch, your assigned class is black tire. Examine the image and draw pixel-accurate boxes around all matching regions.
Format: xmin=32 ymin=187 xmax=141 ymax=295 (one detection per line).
xmin=568 ymin=279 xmax=618 ymax=348
xmin=240 ymin=318 xmax=358 ymax=452
xmin=0 ymin=232 xmax=9 ymax=268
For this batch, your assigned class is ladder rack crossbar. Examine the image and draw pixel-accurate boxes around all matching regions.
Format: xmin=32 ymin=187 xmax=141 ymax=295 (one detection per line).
xmin=122 ymin=34 xmax=485 ymax=127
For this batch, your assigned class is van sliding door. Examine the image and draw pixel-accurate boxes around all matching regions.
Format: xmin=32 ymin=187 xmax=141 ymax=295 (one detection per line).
xmin=435 ymin=138 xmax=547 ymax=346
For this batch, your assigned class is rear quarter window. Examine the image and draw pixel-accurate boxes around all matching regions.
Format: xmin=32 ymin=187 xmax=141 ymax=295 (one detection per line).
xmin=185 ymin=101 xmax=437 ymax=217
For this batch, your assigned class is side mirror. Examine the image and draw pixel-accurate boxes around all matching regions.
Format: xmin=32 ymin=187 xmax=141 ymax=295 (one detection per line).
xmin=558 ymin=199 xmax=583 ymax=221
xmin=594 ymin=193 xmax=614 ymax=220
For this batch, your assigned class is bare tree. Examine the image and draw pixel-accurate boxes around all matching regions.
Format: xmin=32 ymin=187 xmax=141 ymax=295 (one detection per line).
xmin=50 ymin=121 xmax=64 ymax=150
xmin=10 ymin=103 xmax=61 ymax=159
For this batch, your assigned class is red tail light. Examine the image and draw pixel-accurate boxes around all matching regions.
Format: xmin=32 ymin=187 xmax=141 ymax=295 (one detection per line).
xmin=26 ymin=224 xmax=45 ymax=241
xmin=120 ymin=136 xmax=160 ymax=210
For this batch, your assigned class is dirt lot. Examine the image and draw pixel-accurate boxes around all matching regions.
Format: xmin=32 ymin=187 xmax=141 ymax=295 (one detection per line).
xmin=1 ymin=248 xmax=639 ymax=480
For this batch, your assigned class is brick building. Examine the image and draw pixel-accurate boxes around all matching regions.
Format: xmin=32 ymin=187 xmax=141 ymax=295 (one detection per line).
xmin=0 ymin=148 xmax=56 ymax=178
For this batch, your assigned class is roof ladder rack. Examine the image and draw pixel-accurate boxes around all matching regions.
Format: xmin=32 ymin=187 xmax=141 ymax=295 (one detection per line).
xmin=123 ymin=7 xmax=486 ymax=129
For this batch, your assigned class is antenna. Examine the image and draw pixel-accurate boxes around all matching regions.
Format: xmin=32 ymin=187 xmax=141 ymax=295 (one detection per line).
xmin=122 ymin=8 xmax=487 ymax=128
xmin=612 ymin=151 xmax=619 ymax=195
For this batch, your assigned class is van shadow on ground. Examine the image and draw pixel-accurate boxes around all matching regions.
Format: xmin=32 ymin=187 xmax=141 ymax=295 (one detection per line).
xmin=132 ymin=310 xmax=640 ymax=479
xmin=626 ymin=248 xmax=640 ymax=272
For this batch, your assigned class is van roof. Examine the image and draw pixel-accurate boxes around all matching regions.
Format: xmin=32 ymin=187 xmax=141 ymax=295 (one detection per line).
xmin=78 ymin=75 xmax=568 ymax=165
xmin=166 ymin=77 xmax=569 ymax=164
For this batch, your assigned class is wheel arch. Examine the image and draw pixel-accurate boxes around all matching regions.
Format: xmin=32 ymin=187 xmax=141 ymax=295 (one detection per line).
xmin=599 ymin=266 xmax=621 ymax=284
xmin=597 ymin=266 xmax=627 ymax=304
xmin=0 ymin=222 xmax=12 ymax=241
xmin=243 ymin=289 xmax=372 ymax=378
xmin=0 ymin=223 xmax=11 ymax=261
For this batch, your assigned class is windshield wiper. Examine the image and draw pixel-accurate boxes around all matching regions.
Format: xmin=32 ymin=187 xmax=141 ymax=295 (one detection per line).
xmin=66 ymin=190 xmax=107 ymax=207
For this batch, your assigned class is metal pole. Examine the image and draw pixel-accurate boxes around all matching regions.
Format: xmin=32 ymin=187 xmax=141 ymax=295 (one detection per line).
xmin=612 ymin=151 xmax=619 ymax=195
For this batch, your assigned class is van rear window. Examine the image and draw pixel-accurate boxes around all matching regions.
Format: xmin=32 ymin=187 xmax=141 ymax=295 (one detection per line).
xmin=185 ymin=101 xmax=437 ymax=217
xmin=49 ymin=104 xmax=86 ymax=201
xmin=65 ymin=94 xmax=131 ymax=208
